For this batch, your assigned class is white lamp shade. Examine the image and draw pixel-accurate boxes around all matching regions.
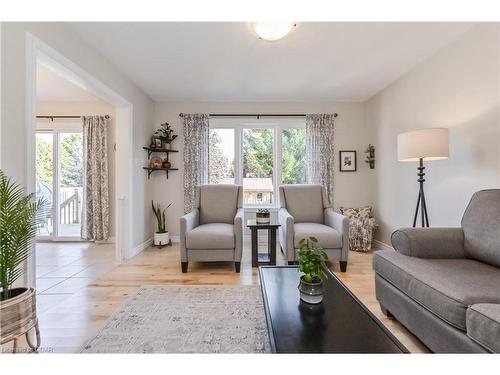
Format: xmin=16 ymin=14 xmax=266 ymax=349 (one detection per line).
xmin=397 ymin=128 xmax=449 ymax=162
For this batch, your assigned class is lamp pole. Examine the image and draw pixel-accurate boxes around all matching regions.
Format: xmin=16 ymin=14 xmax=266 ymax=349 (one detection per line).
xmin=412 ymin=158 xmax=430 ymax=227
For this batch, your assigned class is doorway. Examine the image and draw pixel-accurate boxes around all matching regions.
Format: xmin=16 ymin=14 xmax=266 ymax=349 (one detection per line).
xmin=36 ymin=126 xmax=84 ymax=241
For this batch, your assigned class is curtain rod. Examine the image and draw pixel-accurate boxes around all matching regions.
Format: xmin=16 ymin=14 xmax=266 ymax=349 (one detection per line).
xmin=36 ymin=115 xmax=110 ymax=121
xmin=178 ymin=113 xmax=338 ymax=119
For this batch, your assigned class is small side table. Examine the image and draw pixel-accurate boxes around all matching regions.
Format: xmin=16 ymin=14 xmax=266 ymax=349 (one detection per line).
xmin=246 ymin=219 xmax=281 ymax=267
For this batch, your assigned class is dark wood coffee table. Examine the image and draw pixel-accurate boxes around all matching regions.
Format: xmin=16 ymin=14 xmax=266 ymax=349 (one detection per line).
xmin=259 ymin=266 xmax=408 ymax=353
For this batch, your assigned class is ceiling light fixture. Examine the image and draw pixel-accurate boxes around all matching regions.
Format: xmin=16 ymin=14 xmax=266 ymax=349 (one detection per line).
xmin=252 ymin=22 xmax=296 ymax=41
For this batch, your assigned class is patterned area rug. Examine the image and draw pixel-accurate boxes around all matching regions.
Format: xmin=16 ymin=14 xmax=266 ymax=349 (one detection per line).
xmin=81 ymin=285 xmax=270 ymax=353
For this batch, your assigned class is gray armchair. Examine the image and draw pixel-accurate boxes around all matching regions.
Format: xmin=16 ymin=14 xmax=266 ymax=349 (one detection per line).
xmin=180 ymin=184 xmax=243 ymax=273
xmin=278 ymin=184 xmax=349 ymax=271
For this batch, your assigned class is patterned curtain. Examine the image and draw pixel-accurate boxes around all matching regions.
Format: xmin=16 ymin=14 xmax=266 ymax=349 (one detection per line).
xmin=81 ymin=116 xmax=110 ymax=241
xmin=183 ymin=114 xmax=209 ymax=213
xmin=306 ymin=114 xmax=335 ymax=205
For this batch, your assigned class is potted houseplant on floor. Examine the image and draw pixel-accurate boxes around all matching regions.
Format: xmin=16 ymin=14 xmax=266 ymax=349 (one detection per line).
xmin=154 ymin=122 xmax=177 ymax=150
xmin=256 ymin=208 xmax=270 ymax=224
xmin=0 ymin=170 xmax=47 ymax=352
xmin=297 ymin=236 xmax=329 ymax=304
xmin=152 ymin=201 xmax=172 ymax=247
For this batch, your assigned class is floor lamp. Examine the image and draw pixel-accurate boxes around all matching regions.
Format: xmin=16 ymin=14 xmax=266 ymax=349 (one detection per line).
xmin=397 ymin=128 xmax=449 ymax=227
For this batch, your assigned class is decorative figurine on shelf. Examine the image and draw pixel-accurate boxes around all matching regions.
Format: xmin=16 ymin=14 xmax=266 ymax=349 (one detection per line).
xmin=365 ymin=144 xmax=375 ymax=169
xmin=162 ymin=158 xmax=171 ymax=170
xmin=149 ymin=156 xmax=162 ymax=168
xmin=154 ymin=122 xmax=178 ymax=150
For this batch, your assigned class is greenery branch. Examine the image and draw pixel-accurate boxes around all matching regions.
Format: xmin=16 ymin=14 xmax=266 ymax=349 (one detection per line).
xmin=154 ymin=122 xmax=178 ymax=145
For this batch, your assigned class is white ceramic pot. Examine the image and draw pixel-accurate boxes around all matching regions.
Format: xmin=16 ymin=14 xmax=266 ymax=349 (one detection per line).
xmin=154 ymin=232 xmax=170 ymax=246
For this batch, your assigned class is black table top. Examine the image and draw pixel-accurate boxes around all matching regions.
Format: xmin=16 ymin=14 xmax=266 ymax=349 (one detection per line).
xmin=259 ymin=266 xmax=408 ymax=353
xmin=246 ymin=219 xmax=281 ymax=228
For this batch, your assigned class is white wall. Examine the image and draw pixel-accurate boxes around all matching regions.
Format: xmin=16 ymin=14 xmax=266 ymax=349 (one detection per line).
xmin=152 ymin=101 xmax=376 ymax=238
xmin=0 ymin=23 xmax=155 ymax=256
xmin=36 ymin=101 xmax=117 ymax=239
xmin=365 ymin=24 xmax=500 ymax=244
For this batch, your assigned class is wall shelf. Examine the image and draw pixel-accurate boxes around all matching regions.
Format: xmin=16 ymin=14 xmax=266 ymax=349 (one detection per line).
xmin=142 ymin=167 xmax=179 ymax=179
xmin=142 ymin=146 xmax=179 ymax=159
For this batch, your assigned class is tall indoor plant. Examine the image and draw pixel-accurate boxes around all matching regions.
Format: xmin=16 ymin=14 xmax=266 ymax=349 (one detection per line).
xmin=0 ymin=169 xmax=47 ymax=351
xmin=152 ymin=201 xmax=172 ymax=246
xmin=297 ymin=236 xmax=329 ymax=304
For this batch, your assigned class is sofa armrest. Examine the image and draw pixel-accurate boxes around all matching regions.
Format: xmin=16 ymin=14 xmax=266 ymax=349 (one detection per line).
xmin=325 ymin=209 xmax=349 ymax=261
xmin=233 ymin=208 xmax=244 ymax=261
xmin=279 ymin=207 xmax=295 ymax=261
xmin=391 ymin=227 xmax=465 ymax=258
xmin=179 ymin=209 xmax=199 ymax=261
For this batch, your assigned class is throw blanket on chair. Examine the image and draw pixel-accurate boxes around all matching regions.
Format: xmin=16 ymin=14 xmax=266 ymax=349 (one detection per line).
xmin=340 ymin=206 xmax=376 ymax=252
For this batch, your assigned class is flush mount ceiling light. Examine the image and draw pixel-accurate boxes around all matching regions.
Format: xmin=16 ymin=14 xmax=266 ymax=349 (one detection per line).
xmin=252 ymin=22 xmax=296 ymax=41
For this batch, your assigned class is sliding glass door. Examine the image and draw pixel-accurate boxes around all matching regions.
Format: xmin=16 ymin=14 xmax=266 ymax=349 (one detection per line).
xmin=36 ymin=128 xmax=84 ymax=240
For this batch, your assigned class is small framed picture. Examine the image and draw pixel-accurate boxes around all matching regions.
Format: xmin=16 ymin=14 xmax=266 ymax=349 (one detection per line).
xmin=339 ymin=150 xmax=357 ymax=172
xmin=150 ymin=136 xmax=162 ymax=148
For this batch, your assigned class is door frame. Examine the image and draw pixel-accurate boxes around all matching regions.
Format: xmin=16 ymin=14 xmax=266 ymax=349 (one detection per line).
xmin=25 ymin=34 xmax=134 ymax=287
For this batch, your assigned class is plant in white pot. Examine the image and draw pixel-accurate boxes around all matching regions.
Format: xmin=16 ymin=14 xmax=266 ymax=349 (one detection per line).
xmin=152 ymin=201 xmax=172 ymax=247
xmin=297 ymin=236 xmax=329 ymax=304
xmin=0 ymin=170 xmax=48 ymax=352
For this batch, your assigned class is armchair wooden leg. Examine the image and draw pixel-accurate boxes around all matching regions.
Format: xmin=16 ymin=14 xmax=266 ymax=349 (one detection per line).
xmin=181 ymin=262 xmax=188 ymax=273
xmin=235 ymin=262 xmax=241 ymax=273
xmin=339 ymin=261 xmax=347 ymax=272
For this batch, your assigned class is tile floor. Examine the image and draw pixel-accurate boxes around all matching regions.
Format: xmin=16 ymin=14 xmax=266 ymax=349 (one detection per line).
xmin=35 ymin=242 xmax=117 ymax=315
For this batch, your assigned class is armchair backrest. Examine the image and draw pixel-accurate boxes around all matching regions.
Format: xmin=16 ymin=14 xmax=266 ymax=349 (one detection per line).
xmin=196 ymin=184 xmax=243 ymax=224
xmin=279 ymin=184 xmax=330 ymax=224
xmin=461 ymin=189 xmax=500 ymax=267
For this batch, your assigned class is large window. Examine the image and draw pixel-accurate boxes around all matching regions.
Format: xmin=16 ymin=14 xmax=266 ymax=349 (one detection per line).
xmin=209 ymin=119 xmax=306 ymax=207
xmin=243 ymin=128 xmax=274 ymax=205
xmin=209 ymin=128 xmax=235 ymax=184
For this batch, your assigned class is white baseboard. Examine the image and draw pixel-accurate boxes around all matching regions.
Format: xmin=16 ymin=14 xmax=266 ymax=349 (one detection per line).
xmin=170 ymin=235 xmax=180 ymax=243
xmin=374 ymin=239 xmax=393 ymax=251
xmin=129 ymin=237 xmax=153 ymax=258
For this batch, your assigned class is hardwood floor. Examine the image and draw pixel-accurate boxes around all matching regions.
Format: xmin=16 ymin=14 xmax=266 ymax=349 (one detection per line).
xmin=2 ymin=241 xmax=428 ymax=354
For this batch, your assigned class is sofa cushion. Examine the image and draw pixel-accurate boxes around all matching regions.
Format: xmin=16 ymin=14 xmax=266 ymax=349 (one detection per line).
xmin=461 ymin=189 xmax=500 ymax=267
xmin=466 ymin=304 xmax=500 ymax=353
xmin=373 ymin=250 xmax=500 ymax=331
xmin=186 ymin=223 xmax=235 ymax=249
xmin=294 ymin=223 xmax=342 ymax=249
xmin=199 ymin=185 xmax=241 ymax=225
xmin=281 ymin=185 xmax=325 ymax=224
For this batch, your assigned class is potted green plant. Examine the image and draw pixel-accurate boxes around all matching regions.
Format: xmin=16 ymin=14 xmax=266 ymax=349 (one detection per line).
xmin=256 ymin=208 xmax=270 ymax=224
xmin=154 ymin=122 xmax=177 ymax=150
xmin=152 ymin=201 xmax=172 ymax=246
xmin=297 ymin=236 xmax=329 ymax=304
xmin=0 ymin=170 xmax=47 ymax=352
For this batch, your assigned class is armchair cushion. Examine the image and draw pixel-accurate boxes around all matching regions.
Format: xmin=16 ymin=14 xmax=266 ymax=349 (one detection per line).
xmin=280 ymin=185 xmax=325 ymax=224
xmin=198 ymin=185 xmax=241 ymax=225
xmin=461 ymin=189 xmax=500 ymax=267
xmin=391 ymin=227 xmax=465 ymax=258
xmin=294 ymin=223 xmax=342 ymax=249
xmin=186 ymin=223 xmax=235 ymax=249
xmin=466 ymin=304 xmax=500 ymax=353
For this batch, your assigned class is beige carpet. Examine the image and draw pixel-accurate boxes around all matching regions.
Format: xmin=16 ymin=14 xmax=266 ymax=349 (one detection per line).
xmin=81 ymin=285 xmax=270 ymax=353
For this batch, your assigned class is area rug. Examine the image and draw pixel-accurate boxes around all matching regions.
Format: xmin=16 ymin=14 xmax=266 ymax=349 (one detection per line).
xmin=81 ymin=285 xmax=270 ymax=353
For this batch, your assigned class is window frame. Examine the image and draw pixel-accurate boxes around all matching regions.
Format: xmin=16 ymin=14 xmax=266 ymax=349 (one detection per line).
xmin=209 ymin=118 xmax=306 ymax=209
